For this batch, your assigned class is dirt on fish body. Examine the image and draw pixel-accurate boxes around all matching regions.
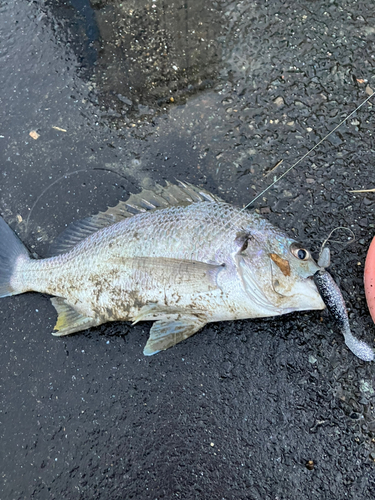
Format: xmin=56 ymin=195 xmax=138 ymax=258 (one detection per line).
xmin=0 ymin=182 xmax=326 ymax=355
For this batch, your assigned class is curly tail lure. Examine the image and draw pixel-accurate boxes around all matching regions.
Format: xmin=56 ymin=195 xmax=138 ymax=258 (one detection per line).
xmin=314 ymin=247 xmax=374 ymax=362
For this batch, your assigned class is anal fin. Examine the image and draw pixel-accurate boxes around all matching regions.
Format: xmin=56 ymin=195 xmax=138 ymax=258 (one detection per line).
xmin=143 ymin=314 xmax=207 ymax=356
xmin=51 ymin=297 xmax=101 ymax=336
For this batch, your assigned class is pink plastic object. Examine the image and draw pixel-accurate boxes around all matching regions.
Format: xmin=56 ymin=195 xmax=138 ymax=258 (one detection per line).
xmin=364 ymin=237 xmax=375 ymax=323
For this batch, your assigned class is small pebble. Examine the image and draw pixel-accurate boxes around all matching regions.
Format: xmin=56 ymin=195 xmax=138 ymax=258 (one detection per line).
xmin=260 ymin=207 xmax=271 ymax=214
xmin=274 ymin=96 xmax=284 ymax=107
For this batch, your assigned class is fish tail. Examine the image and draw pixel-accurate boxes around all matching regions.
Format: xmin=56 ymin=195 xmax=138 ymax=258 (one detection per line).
xmin=0 ymin=216 xmax=30 ymax=297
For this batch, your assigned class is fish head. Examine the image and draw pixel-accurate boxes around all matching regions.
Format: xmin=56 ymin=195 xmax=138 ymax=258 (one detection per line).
xmin=268 ymin=239 xmax=325 ymax=311
xmin=237 ymin=228 xmax=325 ymax=314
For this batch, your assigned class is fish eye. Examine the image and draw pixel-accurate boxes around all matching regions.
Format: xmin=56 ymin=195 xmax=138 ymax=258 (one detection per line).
xmin=240 ymin=239 xmax=248 ymax=252
xmin=290 ymin=244 xmax=310 ymax=261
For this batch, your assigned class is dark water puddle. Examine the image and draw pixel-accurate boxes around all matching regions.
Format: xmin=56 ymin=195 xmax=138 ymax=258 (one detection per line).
xmin=45 ymin=0 xmax=99 ymax=75
xmin=46 ymin=0 xmax=224 ymax=120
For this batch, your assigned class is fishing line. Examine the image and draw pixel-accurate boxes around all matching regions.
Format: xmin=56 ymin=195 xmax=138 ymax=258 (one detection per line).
xmin=208 ymin=91 xmax=374 ymax=246
xmin=241 ymin=90 xmax=375 ymax=211
xmin=201 ymin=91 xmax=374 ymax=258
xmin=25 ymin=167 xmax=130 ymax=234
xmin=320 ymin=227 xmax=356 ymax=252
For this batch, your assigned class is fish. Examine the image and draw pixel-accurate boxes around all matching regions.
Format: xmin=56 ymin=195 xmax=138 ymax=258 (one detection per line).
xmin=314 ymin=269 xmax=374 ymax=361
xmin=0 ymin=181 xmax=328 ymax=355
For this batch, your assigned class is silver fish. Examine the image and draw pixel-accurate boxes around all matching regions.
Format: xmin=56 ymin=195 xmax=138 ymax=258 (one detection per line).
xmin=314 ymin=269 xmax=374 ymax=362
xmin=0 ymin=182 xmax=325 ymax=355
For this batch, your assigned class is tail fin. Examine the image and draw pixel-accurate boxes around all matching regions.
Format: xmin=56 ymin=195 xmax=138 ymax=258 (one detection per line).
xmin=0 ymin=216 xmax=29 ymax=297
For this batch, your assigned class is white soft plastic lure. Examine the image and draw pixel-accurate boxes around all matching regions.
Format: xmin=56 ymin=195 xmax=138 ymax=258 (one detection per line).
xmin=314 ymin=266 xmax=374 ymax=362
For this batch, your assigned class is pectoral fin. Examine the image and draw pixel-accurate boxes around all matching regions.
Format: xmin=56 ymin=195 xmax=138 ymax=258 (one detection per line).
xmin=143 ymin=314 xmax=208 ymax=355
xmin=123 ymin=257 xmax=224 ymax=295
xmin=51 ymin=297 xmax=101 ymax=336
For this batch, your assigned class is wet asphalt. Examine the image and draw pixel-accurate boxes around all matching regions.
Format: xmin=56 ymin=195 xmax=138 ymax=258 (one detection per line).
xmin=0 ymin=1 xmax=374 ymax=499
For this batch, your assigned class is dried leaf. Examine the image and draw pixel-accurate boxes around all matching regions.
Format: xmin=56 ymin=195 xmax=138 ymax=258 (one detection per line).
xmin=29 ymin=130 xmax=40 ymax=140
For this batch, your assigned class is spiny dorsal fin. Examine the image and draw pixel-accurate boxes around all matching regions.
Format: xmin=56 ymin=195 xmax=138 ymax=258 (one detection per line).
xmin=47 ymin=182 xmax=223 ymax=256
xmin=101 ymin=181 xmax=224 ymax=218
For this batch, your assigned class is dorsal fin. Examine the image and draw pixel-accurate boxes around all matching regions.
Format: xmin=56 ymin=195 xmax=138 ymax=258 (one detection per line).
xmin=101 ymin=181 xmax=224 ymax=218
xmin=47 ymin=182 xmax=224 ymax=257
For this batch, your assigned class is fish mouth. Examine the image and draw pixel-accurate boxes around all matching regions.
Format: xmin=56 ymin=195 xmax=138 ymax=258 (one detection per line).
xmin=290 ymin=276 xmax=326 ymax=311
xmin=238 ymin=254 xmax=325 ymax=314
xmin=271 ymin=272 xmax=326 ymax=312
